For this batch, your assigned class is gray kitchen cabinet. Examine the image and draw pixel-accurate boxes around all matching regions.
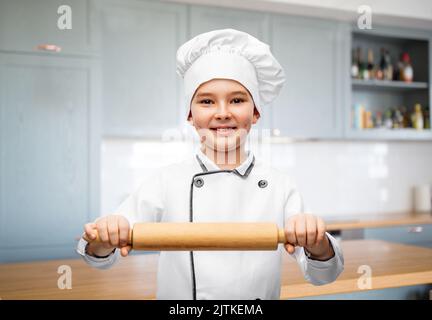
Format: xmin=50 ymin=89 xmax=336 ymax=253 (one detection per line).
xmin=95 ymin=0 xmax=187 ymax=138
xmin=0 ymin=0 xmax=98 ymax=56
xmin=270 ymin=15 xmax=346 ymax=139
xmin=189 ymin=5 xmax=269 ymax=43
xmin=0 ymin=53 xmax=101 ymax=262
xmin=363 ymin=224 xmax=432 ymax=248
xmin=296 ymin=284 xmax=432 ymax=300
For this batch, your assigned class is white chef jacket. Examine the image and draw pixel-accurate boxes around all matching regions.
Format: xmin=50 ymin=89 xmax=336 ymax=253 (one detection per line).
xmin=76 ymin=149 xmax=344 ymax=299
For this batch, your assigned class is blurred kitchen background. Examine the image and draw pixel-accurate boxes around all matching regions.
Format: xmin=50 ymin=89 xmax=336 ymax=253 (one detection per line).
xmin=1 ymin=0 xmax=432 ymax=278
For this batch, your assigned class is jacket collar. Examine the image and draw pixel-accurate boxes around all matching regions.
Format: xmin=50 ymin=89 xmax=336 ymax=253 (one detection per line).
xmin=195 ymin=148 xmax=255 ymax=178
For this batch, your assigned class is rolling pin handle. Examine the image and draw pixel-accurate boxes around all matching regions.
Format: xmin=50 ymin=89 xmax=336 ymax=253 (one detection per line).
xmin=278 ymin=228 xmax=286 ymax=244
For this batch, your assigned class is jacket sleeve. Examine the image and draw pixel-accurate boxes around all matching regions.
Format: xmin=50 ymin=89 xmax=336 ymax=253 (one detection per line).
xmin=76 ymin=170 xmax=165 ymax=269
xmin=283 ymin=185 xmax=344 ymax=286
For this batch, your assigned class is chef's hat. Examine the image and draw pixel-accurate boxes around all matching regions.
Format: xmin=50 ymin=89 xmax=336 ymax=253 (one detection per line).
xmin=176 ymin=29 xmax=285 ymax=118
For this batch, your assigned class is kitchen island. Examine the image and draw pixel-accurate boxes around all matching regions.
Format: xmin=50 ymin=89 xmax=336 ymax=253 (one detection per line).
xmin=1 ymin=240 xmax=431 ymax=299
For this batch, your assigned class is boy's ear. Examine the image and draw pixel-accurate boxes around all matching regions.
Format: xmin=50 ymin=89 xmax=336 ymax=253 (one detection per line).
xmin=252 ymin=107 xmax=260 ymax=124
xmin=187 ymin=110 xmax=193 ymax=124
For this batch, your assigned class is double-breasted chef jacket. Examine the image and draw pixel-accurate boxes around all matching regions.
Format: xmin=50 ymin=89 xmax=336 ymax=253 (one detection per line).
xmin=77 ymin=148 xmax=344 ymax=299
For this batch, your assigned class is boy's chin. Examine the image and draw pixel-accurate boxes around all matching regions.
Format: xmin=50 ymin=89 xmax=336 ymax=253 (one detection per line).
xmin=205 ymin=138 xmax=240 ymax=153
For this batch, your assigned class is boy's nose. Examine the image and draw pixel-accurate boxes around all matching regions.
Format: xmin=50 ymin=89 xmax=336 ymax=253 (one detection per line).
xmin=214 ymin=104 xmax=232 ymax=120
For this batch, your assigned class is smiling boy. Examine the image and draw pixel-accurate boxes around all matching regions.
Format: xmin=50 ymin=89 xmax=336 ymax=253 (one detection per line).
xmin=77 ymin=29 xmax=344 ymax=300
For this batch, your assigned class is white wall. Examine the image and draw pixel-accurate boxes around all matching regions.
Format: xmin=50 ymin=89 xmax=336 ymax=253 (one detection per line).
xmin=101 ymin=138 xmax=432 ymax=219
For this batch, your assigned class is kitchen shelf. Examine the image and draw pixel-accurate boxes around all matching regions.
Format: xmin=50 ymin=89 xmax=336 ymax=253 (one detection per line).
xmin=345 ymin=128 xmax=432 ymax=140
xmin=347 ymin=28 xmax=431 ymax=141
xmin=352 ymin=79 xmax=428 ymax=91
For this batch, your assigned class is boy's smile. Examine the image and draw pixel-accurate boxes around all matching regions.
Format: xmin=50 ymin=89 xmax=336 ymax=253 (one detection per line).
xmin=209 ymin=125 xmax=237 ymax=137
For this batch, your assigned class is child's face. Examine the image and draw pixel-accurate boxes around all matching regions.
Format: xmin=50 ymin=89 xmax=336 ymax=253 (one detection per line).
xmin=188 ymin=79 xmax=260 ymax=153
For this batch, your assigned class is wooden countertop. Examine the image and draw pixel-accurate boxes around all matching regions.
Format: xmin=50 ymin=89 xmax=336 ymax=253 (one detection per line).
xmin=325 ymin=212 xmax=432 ymax=231
xmin=1 ymin=239 xmax=431 ymax=299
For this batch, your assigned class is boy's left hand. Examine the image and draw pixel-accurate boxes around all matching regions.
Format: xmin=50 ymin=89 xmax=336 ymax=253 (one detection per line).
xmin=284 ymin=213 xmax=334 ymax=260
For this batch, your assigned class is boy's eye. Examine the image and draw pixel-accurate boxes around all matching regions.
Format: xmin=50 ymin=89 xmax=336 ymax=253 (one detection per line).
xmin=231 ymin=98 xmax=245 ymax=104
xmin=199 ymin=99 xmax=213 ymax=104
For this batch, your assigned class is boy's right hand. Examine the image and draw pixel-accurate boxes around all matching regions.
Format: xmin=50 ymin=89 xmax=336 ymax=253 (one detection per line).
xmin=83 ymin=215 xmax=132 ymax=257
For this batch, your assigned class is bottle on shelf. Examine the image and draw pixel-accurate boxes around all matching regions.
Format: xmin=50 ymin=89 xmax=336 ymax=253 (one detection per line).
xmin=358 ymin=48 xmax=369 ymax=80
xmin=365 ymin=110 xmax=373 ymax=129
xmin=411 ymin=103 xmax=424 ymax=130
xmin=353 ymin=103 xmax=365 ymax=129
xmin=351 ymin=48 xmax=359 ymax=79
xmin=401 ymin=106 xmax=410 ymax=128
xmin=375 ymin=111 xmax=383 ymax=128
xmin=367 ymin=48 xmax=375 ymax=79
xmin=383 ymin=109 xmax=393 ymax=129
xmin=392 ymin=108 xmax=404 ymax=129
xmin=384 ymin=50 xmax=393 ymax=81
xmin=394 ymin=55 xmax=401 ymax=81
xmin=376 ymin=48 xmax=386 ymax=80
xmin=400 ymin=52 xmax=414 ymax=83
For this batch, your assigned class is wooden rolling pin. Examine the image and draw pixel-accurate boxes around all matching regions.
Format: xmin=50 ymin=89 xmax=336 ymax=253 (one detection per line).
xmin=83 ymin=222 xmax=287 ymax=251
